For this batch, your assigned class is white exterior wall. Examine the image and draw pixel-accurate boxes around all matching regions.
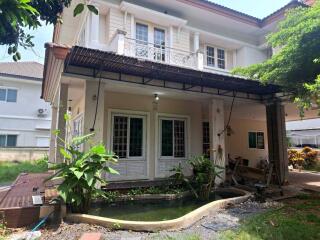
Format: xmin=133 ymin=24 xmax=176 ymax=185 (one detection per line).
xmin=235 ymin=46 xmax=268 ymax=67
xmin=0 ymin=77 xmax=51 ymax=147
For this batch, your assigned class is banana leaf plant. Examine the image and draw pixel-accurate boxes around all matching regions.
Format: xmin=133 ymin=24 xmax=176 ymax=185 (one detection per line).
xmin=170 ymin=155 xmax=224 ymax=201
xmin=189 ymin=155 xmax=224 ymax=201
xmin=47 ymin=114 xmax=119 ymax=213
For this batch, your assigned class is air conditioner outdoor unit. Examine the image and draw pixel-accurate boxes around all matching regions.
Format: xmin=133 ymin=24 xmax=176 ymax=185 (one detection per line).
xmin=37 ymin=108 xmax=48 ymax=117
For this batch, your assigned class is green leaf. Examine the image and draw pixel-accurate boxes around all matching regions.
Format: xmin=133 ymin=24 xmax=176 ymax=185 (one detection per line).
xmin=73 ymin=170 xmax=84 ymax=179
xmin=52 ymin=129 xmax=60 ymax=136
xmin=84 ymin=172 xmax=95 ymax=186
xmin=64 ymin=113 xmax=71 ymax=121
xmin=74 ymin=3 xmax=85 ymax=17
xmin=87 ymin=5 xmax=98 ymax=15
xmin=60 ymin=148 xmax=72 ymax=159
xmin=71 ymin=133 xmax=94 ymax=146
xmin=104 ymin=167 xmax=119 ymax=175
xmin=91 ymin=144 xmax=106 ymax=155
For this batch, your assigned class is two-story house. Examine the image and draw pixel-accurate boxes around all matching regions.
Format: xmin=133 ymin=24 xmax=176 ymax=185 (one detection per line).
xmin=0 ymin=62 xmax=51 ymax=160
xmin=42 ymin=0 xmax=318 ymax=183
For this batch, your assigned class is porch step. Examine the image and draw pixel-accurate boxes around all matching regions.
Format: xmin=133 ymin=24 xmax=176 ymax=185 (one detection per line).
xmin=103 ymin=179 xmax=173 ymax=190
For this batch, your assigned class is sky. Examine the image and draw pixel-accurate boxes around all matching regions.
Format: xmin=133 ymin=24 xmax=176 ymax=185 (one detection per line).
xmin=0 ymin=0 xmax=292 ymax=64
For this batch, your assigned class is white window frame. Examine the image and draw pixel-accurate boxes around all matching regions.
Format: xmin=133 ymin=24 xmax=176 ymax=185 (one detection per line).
xmin=0 ymin=87 xmax=18 ymax=103
xmin=135 ymin=20 xmax=168 ymax=61
xmin=0 ymin=134 xmax=18 ymax=147
xmin=204 ymin=45 xmax=227 ymax=70
xmin=159 ymin=116 xmax=187 ymax=160
xmin=110 ymin=112 xmax=147 ymax=160
xmin=248 ymin=131 xmax=265 ymax=150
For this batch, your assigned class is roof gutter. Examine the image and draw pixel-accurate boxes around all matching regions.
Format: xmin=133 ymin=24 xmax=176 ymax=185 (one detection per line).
xmin=41 ymin=43 xmax=70 ymax=100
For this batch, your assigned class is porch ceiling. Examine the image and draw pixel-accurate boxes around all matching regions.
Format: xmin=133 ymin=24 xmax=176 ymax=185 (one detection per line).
xmin=64 ymin=46 xmax=281 ymax=97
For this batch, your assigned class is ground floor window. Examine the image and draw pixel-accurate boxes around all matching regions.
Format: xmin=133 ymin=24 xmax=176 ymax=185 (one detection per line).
xmin=0 ymin=134 xmax=17 ymax=147
xmin=248 ymin=131 xmax=265 ymax=149
xmin=112 ymin=114 xmax=145 ymax=159
xmin=160 ymin=118 xmax=186 ymax=158
xmin=203 ymin=122 xmax=210 ymax=157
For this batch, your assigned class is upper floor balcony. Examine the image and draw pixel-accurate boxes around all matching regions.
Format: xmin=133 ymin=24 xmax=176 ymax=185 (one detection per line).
xmin=77 ymin=1 xmax=271 ymax=76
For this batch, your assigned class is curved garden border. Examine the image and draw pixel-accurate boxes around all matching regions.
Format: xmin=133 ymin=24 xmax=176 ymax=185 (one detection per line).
xmin=65 ymin=188 xmax=251 ymax=232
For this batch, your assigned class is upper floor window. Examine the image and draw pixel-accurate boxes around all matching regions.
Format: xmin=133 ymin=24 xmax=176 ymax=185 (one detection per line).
xmin=136 ymin=23 xmax=149 ymax=58
xmin=0 ymin=134 xmax=17 ymax=147
xmin=0 ymin=88 xmax=17 ymax=102
xmin=206 ymin=46 xmax=226 ymax=69
xmin=217 ymin=49 xmax=225 ymax=69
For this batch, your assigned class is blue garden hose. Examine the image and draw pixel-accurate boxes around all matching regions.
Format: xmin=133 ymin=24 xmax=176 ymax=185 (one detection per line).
xmin=31 ymin=211 xmax=54 ymax=232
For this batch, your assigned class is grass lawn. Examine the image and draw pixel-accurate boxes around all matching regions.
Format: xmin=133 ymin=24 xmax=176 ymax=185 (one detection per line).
xmin=219 ymin=193 xmax=320 ymax=240
xmin=0 ymin=159 xmax=48 ymax=185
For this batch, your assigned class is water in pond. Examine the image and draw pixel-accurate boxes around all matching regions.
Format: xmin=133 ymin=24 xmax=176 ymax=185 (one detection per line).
xmin=89 ymin=191 xmax=241 ymax=221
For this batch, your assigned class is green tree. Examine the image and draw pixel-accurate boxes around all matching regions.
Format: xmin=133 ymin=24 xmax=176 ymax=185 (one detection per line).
xmin=0 ymin=0 xmax=97 ymax=61
xmin=233 ymin=1 xmax=320 ymax=114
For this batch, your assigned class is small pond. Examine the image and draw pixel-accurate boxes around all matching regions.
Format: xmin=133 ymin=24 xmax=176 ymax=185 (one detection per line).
xmin=89 ymin=191 xmax=242 ymax=221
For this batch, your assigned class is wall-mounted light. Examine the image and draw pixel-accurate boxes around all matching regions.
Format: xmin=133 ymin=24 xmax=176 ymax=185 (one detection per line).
xmin=154 ymin=94 xmax=159 ymax=102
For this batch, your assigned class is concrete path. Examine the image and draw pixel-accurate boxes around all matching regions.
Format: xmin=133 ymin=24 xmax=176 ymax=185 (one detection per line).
xmin=288 ymin=170 xmax=320 ymax=192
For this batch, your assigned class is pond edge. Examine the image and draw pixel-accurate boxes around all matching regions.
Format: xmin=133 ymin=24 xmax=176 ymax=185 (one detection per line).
xmin=65 ymin=187 xmax=252 ymax=232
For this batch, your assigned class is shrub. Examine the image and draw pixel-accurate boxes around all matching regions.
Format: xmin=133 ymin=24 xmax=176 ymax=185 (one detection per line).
xmin=288 ymin=149 xmax=305 ymax=166
xmin=303 ymin=147 xmax=318 ymax=167
xmin=171 ymin=155 xmax=224 ymax=201
xmin=288 ymin=147 xmax=319 ymax=168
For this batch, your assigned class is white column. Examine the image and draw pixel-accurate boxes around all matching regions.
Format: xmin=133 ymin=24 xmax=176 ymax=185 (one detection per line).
xmin=193 ymin=32 xmax=200 ymax=52
xmin=130 ymin=14 xmax=135 ymax=38
xmin=49 ymin=105 xmax=58 ymax=164
xmin=55 ymin=83 xmax=68 ymax=163
xmin=83 ymin=80 xmax=105 ymax=148
xmin=196 ymin=52 xmax=204 ymax=70
xmin=90 ymin=8 xmax=100 ymax=45
xmin=209 ymin=99 xmax=226 ymax=182
xmin=193 ymin=32 xmax=203 ymax=70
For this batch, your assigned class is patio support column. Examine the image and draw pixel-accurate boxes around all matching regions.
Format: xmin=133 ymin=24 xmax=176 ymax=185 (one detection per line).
xmin=209 ymin=99 xmax=226 ymax=182
xmin=266 ymin=101 xmax=288 ymax=184
xmin=56 ymin=83 xmax=68 ymax=163
xmin=49 ymin=105 xmax=58 ymax=164
xmin=90 ymin=6 xmax=99 ymax=45
xmin=83 ymin=80 xmax=105 ymax=149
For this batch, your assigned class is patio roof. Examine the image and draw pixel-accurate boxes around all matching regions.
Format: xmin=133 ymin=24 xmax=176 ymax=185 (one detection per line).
xmin=64 ymin=46 xmax=281 ymax=98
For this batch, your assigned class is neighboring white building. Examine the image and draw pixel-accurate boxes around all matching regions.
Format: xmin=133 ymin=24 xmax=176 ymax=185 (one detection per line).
xmin=287 ymin=119 xmax=320 ymax=149
xmin=0 ymin=62 xmax=51 ymax=147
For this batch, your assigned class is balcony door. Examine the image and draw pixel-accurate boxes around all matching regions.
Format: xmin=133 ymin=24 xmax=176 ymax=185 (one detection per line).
xmin=135 ymin=23 xmax=148 ymax=58
xmin=135 ymin=23 xmax=166 ymax=62
xmin=154 ymin=28 xmax=165 ymax=62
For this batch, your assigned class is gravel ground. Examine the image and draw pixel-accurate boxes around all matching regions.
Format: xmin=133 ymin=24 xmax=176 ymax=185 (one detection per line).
xmin=40 ymin=198 xmax=283 ymax=240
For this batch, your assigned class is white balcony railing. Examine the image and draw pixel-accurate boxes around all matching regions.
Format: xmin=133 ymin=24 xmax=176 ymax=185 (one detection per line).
xmin=109 ymin=30 xmax=204 ymax=70
xmin=123 ymin=37 xmax=197 ymax=69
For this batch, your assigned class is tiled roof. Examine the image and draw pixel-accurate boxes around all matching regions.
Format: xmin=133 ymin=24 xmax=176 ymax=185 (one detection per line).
xmin=181 ymin=0 xmax=306 ymax=27
xmin=0 ymin=61 xmax=43 ymax=80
